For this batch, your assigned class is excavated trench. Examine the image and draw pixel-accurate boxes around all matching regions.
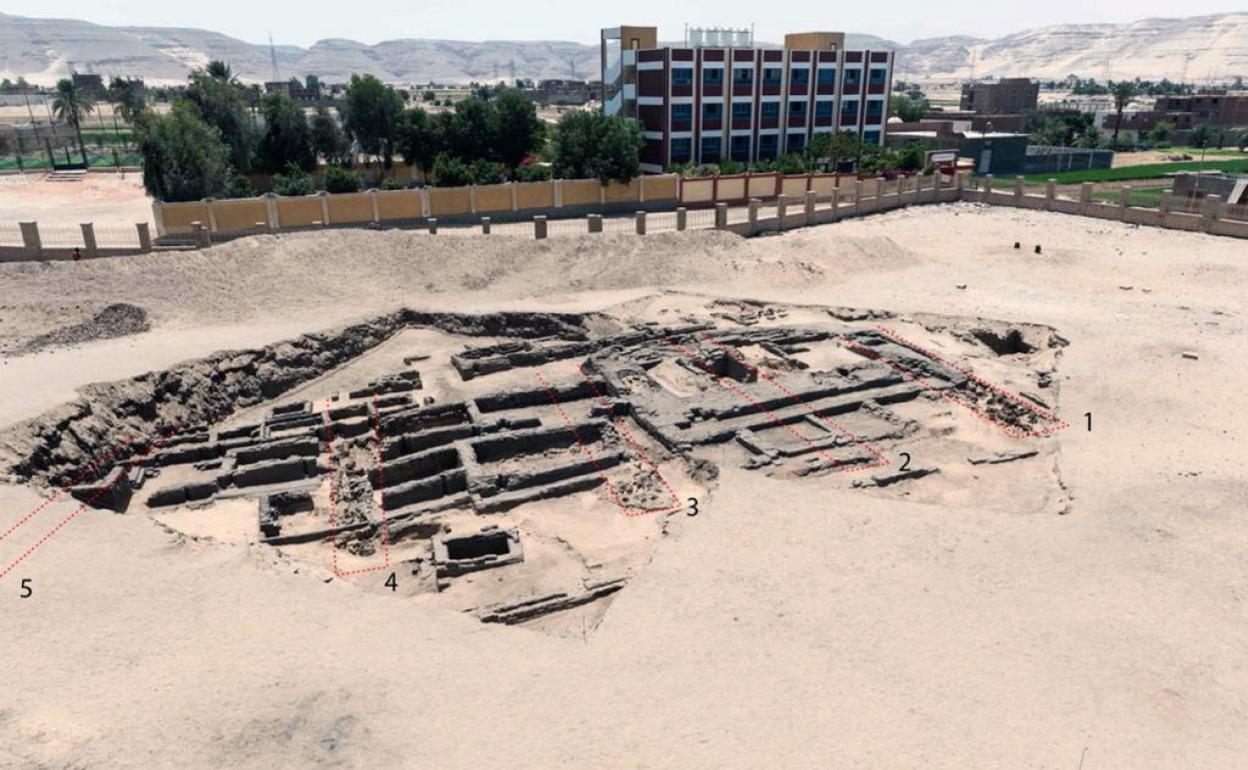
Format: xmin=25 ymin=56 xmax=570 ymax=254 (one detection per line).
xmin=0 ymin=298 xmax=1072 ymax=632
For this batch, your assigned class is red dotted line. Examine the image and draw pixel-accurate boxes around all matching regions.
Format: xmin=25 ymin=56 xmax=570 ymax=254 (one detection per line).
xmin=0 ymin=425 xmax=180 ymax=581
xmin=535 ymin=371 xmax=683 ymax=517
xmin=872 ymin=325 xmax=1070 ymax=429
xmin=575 ymin=364 xmax=685 ymax=516
xmin=698 ymin=334 xmax=891 ymax=466
xmin=0 ymin=435 xmax=138 ymax=543
xmin=321 ymin=408 xmax=342 ymax=578
xmin=839 ymin=334 xmax=1062 ymax=440
xmin=368 ymin=394 xmax=393 ymax=568
xmin=665 ymin=339 xmax=882 ymax=474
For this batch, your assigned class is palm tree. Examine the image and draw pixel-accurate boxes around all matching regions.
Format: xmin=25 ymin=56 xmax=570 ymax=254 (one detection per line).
xmin=205 ymin=60 xmax=236 ymax=84
xmin=51 ymin=78 xmax=96 ymax=167
xmin=1110 ymin=81 xmax=1135 ymax=148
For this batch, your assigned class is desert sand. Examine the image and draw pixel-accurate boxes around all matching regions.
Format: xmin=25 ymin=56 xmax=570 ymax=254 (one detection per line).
xmin=1 ymin=203 xmax=1246 ymax=769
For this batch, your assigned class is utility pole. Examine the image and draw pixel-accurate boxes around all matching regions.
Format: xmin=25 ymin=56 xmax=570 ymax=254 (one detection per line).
xmin=268 ymin=31 xmax=281 ymax=82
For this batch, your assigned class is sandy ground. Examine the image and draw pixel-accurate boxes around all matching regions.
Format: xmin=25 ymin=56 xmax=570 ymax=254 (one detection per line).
xmin=0 ymin=172 xmax=152 ymax=232
xmin=2 ymin=205 xmax=1246 ymax=768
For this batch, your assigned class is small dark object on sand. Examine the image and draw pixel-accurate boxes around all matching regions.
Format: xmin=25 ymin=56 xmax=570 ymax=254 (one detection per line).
xmin=1014 ymin=241 xmax=1020 ymax=249
xmin=1034 ymin=244 xmax=1042 ymax=254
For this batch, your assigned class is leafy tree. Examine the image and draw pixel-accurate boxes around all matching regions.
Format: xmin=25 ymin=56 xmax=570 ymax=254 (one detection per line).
xmin=889 ymin=93 xmax=929 ymax=123
xmin=107 ymin=77 xmax=146 ymax=123
xmin=897 ymin=143 xmax=926 ymax=171
xmin=774 ymin=153 xmax=807 ymax=174
xmin=135 ymin=101 xmax=231 ymax=202
xmin=468 ymin=159 xmax=507 ymax=184
xmin=447 ymin=97 xmax=498 ymax=162
xmin=341 ymin=74 xmax=405 ymax=169
xmin=322 ymin=164 xmax=362 ymax=193
xmin=1148 ymin=121 xmax=1174 ymax=148
xmin=186 ymin=65 xmax=254 ymax=171
xmin=513 ymin=163 xmax=552 ymax=182
xmin=311 ymin=106 xmax=351 ymax=165
xmin=805 ymin=130 xmax=862 ymax=170
xmin=493 ymin=88 xmax=544 ymax=167
xmin=271 ymin=161 xmax=316 ymax=195
xmin=1110 ymin=81 xmax=1136 ymax=147
xmin=205 ymin=60 xmax=236 ymax=83
xmin=550 ymin=111 xmax=642 ymax=183
xmin=396 ymin=107 xmax=443 ymax=174
xmin=224 ymin=174 xmax=255 ymax=198
xmin=431 ymin=153 xmax=473 ymax=186
xmin=51 ymin=78 xmax=95 ymax=164
xmin=257 ymin=92 xmax=315 ymax=174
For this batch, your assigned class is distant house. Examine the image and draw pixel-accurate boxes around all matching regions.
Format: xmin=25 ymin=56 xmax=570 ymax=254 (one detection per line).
xmin=71 ymin=72 xmax=106 ymax=98
xmin=959 ymin=78 xmax=1039 ymax=115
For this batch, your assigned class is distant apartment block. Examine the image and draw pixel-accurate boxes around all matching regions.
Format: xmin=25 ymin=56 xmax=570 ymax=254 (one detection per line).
xmin=529 ymin=79 xmax=595 ymax=106
xmin=71 ymin=72 xmax=106 ymax=98
xmin=601 ymin=25 xmax=895 ymax=172
xmin=1152 ymin=93 xmax=1248 ymax=126
xmin=959 ymin=78 xmax=1039 ymax=115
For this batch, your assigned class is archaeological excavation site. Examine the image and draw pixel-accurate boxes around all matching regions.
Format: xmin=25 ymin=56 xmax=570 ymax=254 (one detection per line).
xmin=1 ymin=293 xmax=1071 ymax=634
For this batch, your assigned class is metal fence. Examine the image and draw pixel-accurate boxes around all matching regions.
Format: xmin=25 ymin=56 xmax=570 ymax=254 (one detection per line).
xmin=0 ymin=224 xmax=22 ymax=247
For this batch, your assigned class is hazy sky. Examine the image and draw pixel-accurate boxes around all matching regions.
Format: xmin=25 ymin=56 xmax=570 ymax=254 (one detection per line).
xmin=7 ymin=0 xmax=1245 ymax=46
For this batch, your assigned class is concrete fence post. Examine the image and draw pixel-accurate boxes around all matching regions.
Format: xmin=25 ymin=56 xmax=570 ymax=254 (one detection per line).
xmin=264 ymin=193 xmax=280 ymax=231
xmin=714 ymin=203 xmax=728 ymax=230
xmin=983 ymin=174 xmax=994 ymax=199
xmin=635 ymin=211 xmax=647 ymax=235
xmin=1118 ymin=186 xmax=1131 ymax=218
xmin=1202 ymin=195 xmax=1223 ymax=232
xmin=1158 ymin=191 xmax=1173 ymax=223
xmin=853 ymin=180 xmax=863 ymax=215
xmin=428 ymin=217 xmax=438 ymax=235
xmin=1013 ymin=176 xmax=1024 ymax=200
xmin=554 ymin=179 xmax=564 ymax=208
xmin=191 ymin=222 xmax=210 ymax=249
xmin=775 ymin=195 xmax=788 ymax=229
xmin=420 ymin=187 xmax=432 ymax=218
xmin=204 ymin=198 xmax=218 ymax=233
xmin=830 ymin=189 xmax=840 ymax=219
xmin=534 ymin=215 xmax=548 ymax=239
xmin=676 ymin=207 xmax=687 ymax=231
xmin=587 ymin=214 xmax=603 ymax=233
xmin=748 ymin=198 xmax=761 ymax=234
xmin=80 ymin=223 xmax=98 ymax=259
xmin=481 ymin=216 xmax=491 ymax=235
xmin=19 ymin=222 xmax=41 ymax=258
xmin=469 ymin=184 xmax=478 ymax=214
xmin=318 ymin=191 xmax=330 ymax=226
xmin=804 ymin=190 xmax=817 ymax=226
xmin=136 ymin=223 xmax=152 ymax=252
xmin=1045 ymin=179 xmax=1056 ymax=210
xmin=369 ymin=189 xmax=381 ymax=223
xmin=1080 ymin=182 xmax=1094 ymax=215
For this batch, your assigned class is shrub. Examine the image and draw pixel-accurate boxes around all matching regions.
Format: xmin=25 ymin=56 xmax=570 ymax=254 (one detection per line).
xmin=380 ymin=176 xmax=408 ymax=190
xmin=224 ymin=173 xmax=255 ymax=198
xmin=513 ymin=163 xmax=552 ymax=182
xmin=271 ymin=161 xmax=316 ymax=196
xmin=431 ymin=153 xmax=472 ymax=186
xmin=323 ymin=164 xmax=362 ymax=193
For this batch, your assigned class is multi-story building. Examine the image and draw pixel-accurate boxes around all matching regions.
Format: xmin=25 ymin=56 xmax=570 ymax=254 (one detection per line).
xmin=959 ymin=78 xmax=1039 ymax=115
xmin=601 ymin=25 xmax=895 ymax=172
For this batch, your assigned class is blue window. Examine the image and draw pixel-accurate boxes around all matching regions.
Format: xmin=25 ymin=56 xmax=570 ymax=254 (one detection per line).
xmin=844 ymin=69 xmax=861 ymax=88
xmin=817 ymin=68 xmax=837 ymax=85
xmin=762 ymin=68 xmax=782 ymax=86
xmin=865 ymin=99 xmax=884 ymax=117
xmin=787 ymin=133 xmax=805 ymax=152
xmin=758 ymin=133 xmax=778 ymax=158
xmin=672 ymin=103 xmax=692 ymax=122
xmin=869 ymin=68 xmax=888 ymax=85
xmin=760 ymin=102 xmax=780 ymax=119
xmin=815 ymin=101 xmax=834 ymax=119
xmin=702 ymin=103 xmax=723 ymax=121
xmin=671 ymin=137 xmax=692 ymax=162
xmin=701 ymin=136 xmax=722 ymax=160
xmin=863 ymin=130 xmax=881 ymax=145
xmin=789 ymin=101 xmax=807 ymax=118
xmin=732 ymin=102 xmax=751 ymax=121
xmin=703 ymin=68 xmax=723 ymax=86
xmin=730 ymin=135 xmax=751 ymax=161
xmin=733 ymin=68 xmax=753 ymax=85
xmin=672 ymin=68 xmax=693 ymax=86
xmin=790 ymin=68 xmax=809 ymax=87
xmin=841 ymin=100 xmax=859 ymax=116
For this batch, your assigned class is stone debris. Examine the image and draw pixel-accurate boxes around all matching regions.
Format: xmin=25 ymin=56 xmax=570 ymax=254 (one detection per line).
xmin=967 ymin=449 xmax=1039 ymax=466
